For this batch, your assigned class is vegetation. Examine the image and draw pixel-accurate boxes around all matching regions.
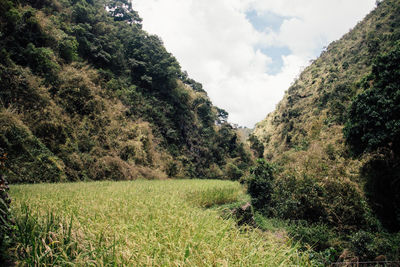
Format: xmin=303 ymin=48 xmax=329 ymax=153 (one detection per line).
xmin=247 ymin=159 xmax=275 ymax=214
xmin=248 ymin=134 xmax=264 ymax=158
xmin=0 ymin=150 xmax=13 ymax=264
xmin=0 ymin=0 xmax=251 ymax=183
xmin=8 ymin=180 xmax=311 ymax=266
xmin=2 ymin=0 xmax=400 ymax=264
xmin=344 ymin=41 xmax=400 ymax=231
xmin=252 ymin=0 xmax=400 ymax=262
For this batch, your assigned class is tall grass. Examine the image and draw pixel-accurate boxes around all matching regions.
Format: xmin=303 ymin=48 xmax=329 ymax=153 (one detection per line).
xmin=9 ymin=180 xmax=311 ymax=266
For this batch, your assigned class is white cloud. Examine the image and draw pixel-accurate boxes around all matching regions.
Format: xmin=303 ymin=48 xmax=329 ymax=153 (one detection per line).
xmin=132 ymin=0 xmax=376 ymax=127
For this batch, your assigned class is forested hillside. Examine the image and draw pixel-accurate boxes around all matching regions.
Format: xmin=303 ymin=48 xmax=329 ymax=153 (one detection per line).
xmin=251 ymin=0 xmax=400 ymax=261
xmin=0 ymin=0 xmax=251 ymax=183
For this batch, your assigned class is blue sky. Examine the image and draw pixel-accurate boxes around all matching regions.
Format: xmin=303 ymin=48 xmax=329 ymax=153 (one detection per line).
xmin=246 ymin=9 xmax=293 ymax=75
xmin=245 ymin=10 xmax=290 ymax=32
xmin=133 ymin=0 xmax=376 ymax=127
xmin=246 ymin=10 xmax=292 ymax=75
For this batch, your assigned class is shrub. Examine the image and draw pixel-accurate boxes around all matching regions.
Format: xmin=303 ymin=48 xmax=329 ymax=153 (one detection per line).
xmin=206 ymin=164 xmax=224 ymax=179
xmin=59 ymin=36 xmax=78 ymax=63
xmin=0 ymin=65 xmax=50 ymax=110
xmin=247 ymin=159 xmax=275 ymax=215
xmin=165 ymin=161 xmax=179 ymax=178
xmin=272 ymin=175 xmax=327 ymax=223
xmin=32 ymin=121 xmax=67 ymax=153
xmin=361 ymin=155 xmax=400 ymax=231
xmin=248 ymin=134 xmax=264 ymax=158
xmin=24 ymin=43 xmax=60 ymax=84
xmin=57 ymin=68 xmax=94 ymax=115
xmin=288 ymin=221 xmax=336 ymax=251
xmin=92 ymin=156 xmax=135 ymax=181
xmin=0 ymin=111 xmax=66 ymax=183
xmin=224 ymin=162 xmax=243 ymax=181
xmin=271 ymin=173 xmax=369 ymax=231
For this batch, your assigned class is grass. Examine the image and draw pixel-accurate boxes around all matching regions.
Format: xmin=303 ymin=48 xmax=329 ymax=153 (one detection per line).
xmin=9 ymin=180 xmax=311 ymax=266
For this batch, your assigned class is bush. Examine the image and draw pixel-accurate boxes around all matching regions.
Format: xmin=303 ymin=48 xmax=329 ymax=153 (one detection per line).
xmin=247 ymin=159 xmax=275 ymax=215
xmin=270 ymin=173 xmax=370 ymax=231
xmin=24 ymin=43 xmax=60 ymax=84
xmin=288 ymin=221 xmax=336 ymax=251
xmin=57 ymin=68 xmax=94 ymax=115
xmin=361 ymin=155 xmax=400 ymax=231
xmin=224 ymin=162 xmax=243 ymax=181
xmin=165 ymin=161 xmax=179 ymax=178
xmin=272 ymin=175 xmax=327 ymax=223
xmin=0 ymin=111 xmax=66 ymax=183
xmin=59 ymin=36 xmax=78 ymax=63
xmin=248 ymin=134 xmax=264 ymax=158
xmin=92 ymin=156 xmax=135 ymax=181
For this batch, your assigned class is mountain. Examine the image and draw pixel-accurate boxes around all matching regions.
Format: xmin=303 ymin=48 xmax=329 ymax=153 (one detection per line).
xmin=0 ymin=0 xmax=251 ymax=183
xmin=254 ymin=0 xmax=400 ymax=237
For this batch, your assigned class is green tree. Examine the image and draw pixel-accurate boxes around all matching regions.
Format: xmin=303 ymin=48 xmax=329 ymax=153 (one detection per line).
xmin=248 ymin=134 xmax=264 ymax=158
xmin=247 ymin=159 xmax=275 ymax=214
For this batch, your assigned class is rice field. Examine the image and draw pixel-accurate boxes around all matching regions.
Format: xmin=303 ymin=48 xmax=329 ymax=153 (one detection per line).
xmin=9 ymin=180 xmax=311 ymax=266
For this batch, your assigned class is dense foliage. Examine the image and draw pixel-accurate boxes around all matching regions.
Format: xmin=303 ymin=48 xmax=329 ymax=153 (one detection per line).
xmin=248 ymin=134 xmax=264 ymax=158
xmin=0 ymin=0 xmax=251 ymax=182
xmin=252 ymin=0 xmax=400 ymax=262
xmin=345 ymin=42 xmax=400 ymax=231
xmin=247 ymin=159 xmax=274 ymax=214
xmin=344 ymin=42 xmax=400 ymax=156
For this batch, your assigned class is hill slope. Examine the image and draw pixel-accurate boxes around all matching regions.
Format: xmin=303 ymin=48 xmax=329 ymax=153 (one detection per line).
xmin=0 ymin=0 xmax=251 ymax=183
xmin=254 ymin=0 xmax=400 ymax=232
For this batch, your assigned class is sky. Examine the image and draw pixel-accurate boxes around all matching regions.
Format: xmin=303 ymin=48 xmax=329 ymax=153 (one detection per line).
xmin=132 ymin=0 xmax=376 ymax=128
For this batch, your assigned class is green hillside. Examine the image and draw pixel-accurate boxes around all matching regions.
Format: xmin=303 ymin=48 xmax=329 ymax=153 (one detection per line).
xmin=0 ymin=0 xmax=251 ymax=183
xmin=252 ymin=0 xmax=400 ymax=261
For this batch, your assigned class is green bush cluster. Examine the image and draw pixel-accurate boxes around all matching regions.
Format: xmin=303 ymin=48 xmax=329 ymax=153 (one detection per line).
xmin=247 ymin=159 xmax=275 ymax=214
xmin=246 ymin=158 xmax=400 ymax=261
xmin=248 ymin=164 xmax=369 ymax=231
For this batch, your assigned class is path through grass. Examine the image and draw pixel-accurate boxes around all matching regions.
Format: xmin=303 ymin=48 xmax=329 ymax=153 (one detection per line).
xmin=9 ymin=180 xmax=310 ymax=266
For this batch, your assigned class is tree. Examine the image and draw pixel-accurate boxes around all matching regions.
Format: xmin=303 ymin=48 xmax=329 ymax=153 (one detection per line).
xmin=105 ymin=0 xmax=142 ymax=25
xmin=216 ymin=107 xmax=228 ymax=125
xmin=247 ymin=159 xmax=275 ymax=214
xmin=248 ymin=134 xmax=264 ymax=158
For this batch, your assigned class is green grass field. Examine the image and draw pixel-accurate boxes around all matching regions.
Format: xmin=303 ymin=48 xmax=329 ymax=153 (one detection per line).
xmin=9 ymin=180 xmax=310 ymax=266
